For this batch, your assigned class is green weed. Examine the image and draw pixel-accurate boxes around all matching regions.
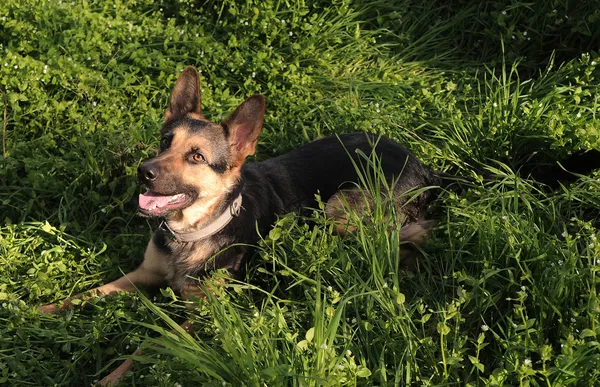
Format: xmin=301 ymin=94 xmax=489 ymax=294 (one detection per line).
xmin=1 ymin=0 xmax=599 ymax=385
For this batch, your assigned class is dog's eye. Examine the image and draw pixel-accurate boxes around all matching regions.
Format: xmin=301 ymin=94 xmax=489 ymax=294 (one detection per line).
xmin=160 ymin=137 xmax=170 ymax=149
xmin=192 ymin=152 xmax=206 ymax=163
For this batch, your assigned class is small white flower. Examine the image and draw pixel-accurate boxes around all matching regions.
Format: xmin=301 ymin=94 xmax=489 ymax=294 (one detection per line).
xmin=336 ymin=364 xmax=344 ymax=370
xmin=592 ymin=61 xmax=597 ymax=66
xmin=502 ymin=215 xmax=507 ymax=220
xmin=523 ymin=31 xmax=528 ymax=36
xmin=327 ymin=286 xmax=333 ymax=292
xmin=13 ymin=65 xmax=18 ymax=69
xmin=351 ymin=317 xmax=357 ymax=324
xmin=561 ymin=231 xmax=567 ymax=238
xmin=577 ymin=113 xmax=582 ymax=118
xmin=289 ymin=31 xmax=293 ymax=36
xmin=589 ymin=243 xmax=595 ymax=248
xmin=521 ymin=286 xmax=526 ymax=291
xmin=252 ymin=72 xmax=256 ymax=78
xmin=481 ymin=324 xmax=489 ymax=331
xmin=254 ymin=311 xmax=259 ymax=317
xmin=596 ymin=259 xmax=600 ymax=265
xmin=1 ymin=303 xmax=6 ymax=308
xmin=558 ymin=260 xmax=564 ymax=265
xmin=552 ymin=9 xmax=557 ymax=13
xmin=512 ymin=323 xmax=517 ymax=328
xmin=320 ymin=344 xmax=328 ymax=350
xmin=375 ymin=102 xmax=380 ymax=107
xmin=244 ymin=21 xmax=248 ymax=26
xmin=501 ymin=11 xmax=507 ymax=15
xmin=281 ymin=19 xmax=285 ymax=24
xmin=346 ymin=350 xmax=352 ymax=356
xmin=493 ymin=102 xmax=498 ymax=107
xmin=92 ymin=101 xmax=97 ymax=107
xmin=175 ymin=384 xmax=182 ymax=387
xmin=376 ymin=109 xmax=380 ymax=113
xmin=382 ymin=283 xmax=388 ymax=289
xmin=524 ymin=358 xmax=532 ymax=366
xmin=570 ymin=317 xmax=576 ymax=322
xmin=511 ymin=35 xmax=515 ymax=40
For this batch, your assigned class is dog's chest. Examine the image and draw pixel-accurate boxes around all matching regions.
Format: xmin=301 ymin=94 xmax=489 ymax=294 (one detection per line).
xmin=162 ymin=237 xmax=221 ymax=293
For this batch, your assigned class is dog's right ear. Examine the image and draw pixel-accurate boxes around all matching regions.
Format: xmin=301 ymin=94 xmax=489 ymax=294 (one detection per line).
xmin=165 ymin=66 xmax=204 ymax=123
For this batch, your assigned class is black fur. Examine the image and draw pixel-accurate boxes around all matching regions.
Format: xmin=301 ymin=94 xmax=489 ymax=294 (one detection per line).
xmin=162 ymin=133 xmax=439 ymax=292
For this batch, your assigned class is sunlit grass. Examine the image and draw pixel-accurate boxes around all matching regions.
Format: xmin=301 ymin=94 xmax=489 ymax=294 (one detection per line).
xmin=1 ymin=0 xmax=599 ymax=385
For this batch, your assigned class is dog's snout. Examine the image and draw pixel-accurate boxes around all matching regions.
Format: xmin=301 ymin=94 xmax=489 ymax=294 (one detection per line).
xmin=138 ymin=163 xmax=159 ymax=183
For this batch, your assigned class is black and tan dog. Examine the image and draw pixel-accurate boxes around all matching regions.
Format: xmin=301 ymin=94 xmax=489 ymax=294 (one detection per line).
xmin=39 ymin=67 xmax=443 ymax=384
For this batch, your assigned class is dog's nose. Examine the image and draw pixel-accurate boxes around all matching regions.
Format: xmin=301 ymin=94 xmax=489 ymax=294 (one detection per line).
xmin=138 ymin=163 xmax=159 ymax=183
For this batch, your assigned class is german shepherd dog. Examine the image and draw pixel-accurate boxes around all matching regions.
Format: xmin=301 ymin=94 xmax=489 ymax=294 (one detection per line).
xmin=40 ymin=67 xmax=443 ymax=384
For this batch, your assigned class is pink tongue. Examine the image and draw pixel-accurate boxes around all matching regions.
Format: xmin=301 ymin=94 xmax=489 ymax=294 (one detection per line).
xmin=139 ymin=192 xmax=184 ymax=211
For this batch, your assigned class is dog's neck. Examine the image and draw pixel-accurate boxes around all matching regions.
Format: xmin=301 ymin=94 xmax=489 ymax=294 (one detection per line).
xmin=160 ymin=193 xmax=243 ymax=242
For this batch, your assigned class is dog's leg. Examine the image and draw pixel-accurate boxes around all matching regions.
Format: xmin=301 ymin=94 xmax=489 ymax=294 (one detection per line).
xmin=39 ymin=241 xmax=167 ymax=314
xmin=97 ymin=285 xmax=208 ymax=386
xmin=325 ymin=188 xmax=372 ymax=237
xmin=325 ymin=187 xmax=436 ymax=270
xmin=98 ymin=321 xmax=197 ymax=386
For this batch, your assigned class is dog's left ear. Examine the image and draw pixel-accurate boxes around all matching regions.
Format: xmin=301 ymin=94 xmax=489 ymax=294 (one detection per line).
xmin=223 ymin=94 xmax=266 ymax=166
xmin=165 ymin=66 xmax=204 ymax=123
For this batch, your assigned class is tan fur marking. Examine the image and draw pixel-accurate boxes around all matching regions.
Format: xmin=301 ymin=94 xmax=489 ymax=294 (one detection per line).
xmin=180 ymin=285 xmax=208 ymax=300
xmin=139 ymin=240 xmax=169 ymax=278
xmin=154 ymin=126 xmax=242 ymax=232
xmin=187 ymin=112 xmax=205 ymax=121
xmin=325 ymin=187 xmax=436 ymax=272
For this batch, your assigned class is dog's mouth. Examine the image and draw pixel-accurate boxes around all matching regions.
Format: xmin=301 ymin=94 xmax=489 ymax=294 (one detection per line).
xmin=138 ymin=190 xmax=193 ymax=216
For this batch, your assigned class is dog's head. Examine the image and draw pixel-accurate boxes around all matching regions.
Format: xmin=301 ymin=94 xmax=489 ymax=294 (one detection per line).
xmin=137 ymin=67 xmax=265 ymax=231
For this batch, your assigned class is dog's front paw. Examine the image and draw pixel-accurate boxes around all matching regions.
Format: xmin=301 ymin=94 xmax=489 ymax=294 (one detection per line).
xmin=38 ymin=303 xmax=60 ymax=314
xmin=97 ymin=355 xmax=137 ymax=387
xmin=97 ymin=371 xmax=125 ymax=387
xmin=38 ymin=298 xmax=74 ymax=314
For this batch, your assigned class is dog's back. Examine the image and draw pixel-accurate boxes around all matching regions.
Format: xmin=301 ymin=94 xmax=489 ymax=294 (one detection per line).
xmin=239 ymin=133 xmax=440 ymax=242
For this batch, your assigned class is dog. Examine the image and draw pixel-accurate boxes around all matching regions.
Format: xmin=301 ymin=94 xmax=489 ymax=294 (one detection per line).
xmin=39 ymin=66 xmax=443 ymax=384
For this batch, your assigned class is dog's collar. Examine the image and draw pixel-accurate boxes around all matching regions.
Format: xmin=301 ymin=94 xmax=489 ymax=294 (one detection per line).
xmin=159 ymin=193 xmax=243 ymax=243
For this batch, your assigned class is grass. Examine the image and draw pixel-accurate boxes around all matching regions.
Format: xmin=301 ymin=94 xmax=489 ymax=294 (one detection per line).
xmin=1 ymin=0 xmax=600 ymax=385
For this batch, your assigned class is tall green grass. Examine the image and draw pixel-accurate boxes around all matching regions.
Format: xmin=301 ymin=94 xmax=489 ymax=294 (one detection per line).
xmin=1 ymin=0 xmax=599 ymax=385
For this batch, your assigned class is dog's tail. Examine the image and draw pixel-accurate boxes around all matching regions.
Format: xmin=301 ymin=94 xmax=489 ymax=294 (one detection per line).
xmin=433 ymin=149 xmax=600 ymax=194
xmin=525 ymin=149 xmax=600 ymax=189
